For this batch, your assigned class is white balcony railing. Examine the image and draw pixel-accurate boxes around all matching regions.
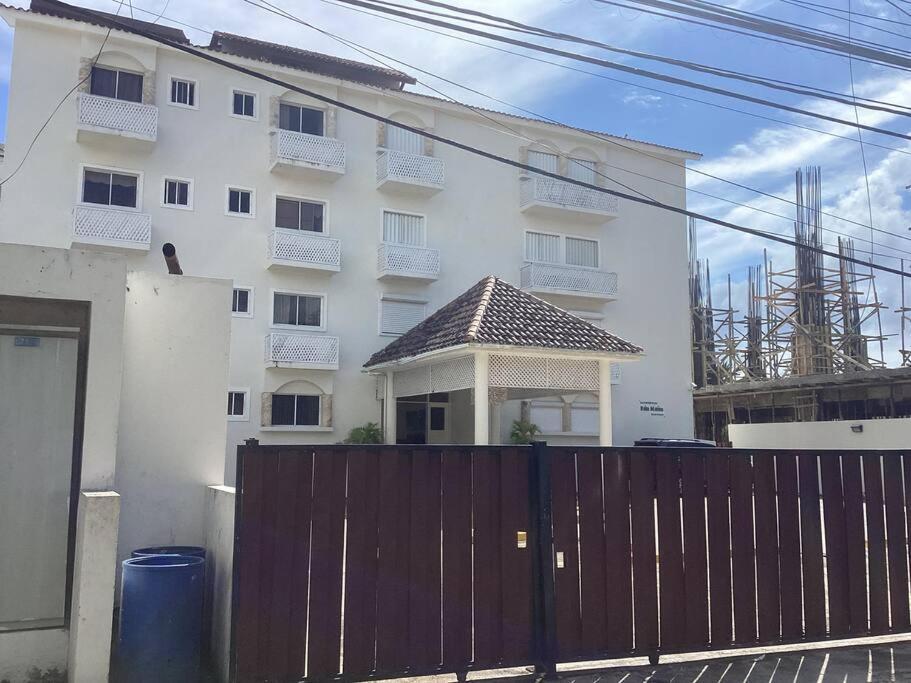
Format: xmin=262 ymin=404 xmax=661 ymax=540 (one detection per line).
xmin=268 ymin=230 xmax=341 ymax=272
xmin=76 ymin=93 xmax=158 ymax=141
xmin=72 ymin=205 xmax=151 ymax=250
xmin=376 ymin=149 xmax=444 ymax=193
xmin=377 ymin=243 xmax=440 ymax=281
xmin=271 ymin=129 xmax=346 ymax=176
xmin=264 ymin=332 xmax=340 ymax=370
xmin=520 ymin=262 xmax=619 ymax=300
xmin=519 ymin=175 xmax=619 ymax=217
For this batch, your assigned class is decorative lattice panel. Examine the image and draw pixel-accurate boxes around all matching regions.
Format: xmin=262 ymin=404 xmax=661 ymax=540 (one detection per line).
xmin=268 ymin=230 xmax=341 ymax=269
xmin=393 ymin=366 xmax=431 ymax=398
xmin=519 ymin=176 xmax=619 ymax=214
xmin=264 ymin=332 xmax=339 ymax=368
xmin=376 ymin=150 xmax=445 ymax=188
xmin=490 ymin=354 xmax=600 ymax=391
xmin=77 ymin=93 xmax=158 ymax=139
xmin=548 ymin=358 xmax=599 ymax=391
xmin=275 ymin=129 xmax=345 ymax=171
xmin=377 ymin=243 xmax=440 ymax=278
xmin=72 ymin=206 xmax=151 ymax=247
xmin=430 ymin=355 xmax=474 ymax=393
xmin=520 ymin=262 xmax=618 ymax=298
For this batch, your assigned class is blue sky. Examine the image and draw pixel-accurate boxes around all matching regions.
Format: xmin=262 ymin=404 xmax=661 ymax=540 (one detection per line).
xmin=1 ymin=0 xmax=910 ymax=362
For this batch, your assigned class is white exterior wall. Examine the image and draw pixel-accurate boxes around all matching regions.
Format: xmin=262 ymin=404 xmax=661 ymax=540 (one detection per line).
xmin=0 ymin=13 xmax=696 ymax=478
xmin=205 ymin=485 xmax=236 ymax=683
xmin=729 ymin=418 xmax=911 ymax=450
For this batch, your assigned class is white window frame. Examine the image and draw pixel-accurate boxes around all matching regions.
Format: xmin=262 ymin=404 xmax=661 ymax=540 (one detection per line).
xmin=262 ymin=393 xmax=329 ymax=431
xmin=523 ymin=229 xmax=601 ymax=269
xmin=225 ymin=185 xmax=255 ymax=218
xmin=229 ymin=88 xmax=258 ymax=120
xmin=168 ymin=75 xmax=198 ymax=110
xmin=89 ymin=65 xmax=144 ymax=102
xmin=232 ymin=285 xmax=254 ymax=319
xmin=272 ymin=192 xmax=329 ymax=234
xmin=160 ymin=175 xmax=194 ymax=211
xmin=77 ymin=163 xmax=143 ymax=212
xmin=270 ymin=288 xmax=327 ymax=332
xmin=380 ymin=208 xmax=427 ymax=247
xmin=378 ymin=293 xmax=427 ymax=337
xmin=227 ymin=388 xmax=250 ymax=422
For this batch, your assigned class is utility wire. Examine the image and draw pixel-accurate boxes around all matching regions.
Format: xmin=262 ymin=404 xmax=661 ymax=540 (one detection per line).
xmin=784 ymin=0 xmax=911 ymax=27
xmin=778 ymin=0 xmax=911 ymax=41
xmin=43 ymin=0 xmax=911 ymax=280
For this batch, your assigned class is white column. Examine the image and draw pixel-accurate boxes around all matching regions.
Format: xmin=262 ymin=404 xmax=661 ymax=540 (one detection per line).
xmin=383 ymin=370 xmax=396 ymax=445
xmin=598 ymin=359 xmax=613 ymax=447
xmin=474 ymin=351 xmax=490 ymax=445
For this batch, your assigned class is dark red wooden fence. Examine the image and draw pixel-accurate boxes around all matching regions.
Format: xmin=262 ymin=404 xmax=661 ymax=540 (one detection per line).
xmin=232 ymin=444 xmax=911 ymax=682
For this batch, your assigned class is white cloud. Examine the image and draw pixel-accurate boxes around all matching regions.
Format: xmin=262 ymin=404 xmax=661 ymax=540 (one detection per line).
xmin=622 ymin=91 xmax=662 ymax=107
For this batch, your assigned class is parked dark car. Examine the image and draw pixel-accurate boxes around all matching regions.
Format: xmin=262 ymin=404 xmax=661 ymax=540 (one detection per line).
xmin=634 ymin=437 xmax=717 ymax=447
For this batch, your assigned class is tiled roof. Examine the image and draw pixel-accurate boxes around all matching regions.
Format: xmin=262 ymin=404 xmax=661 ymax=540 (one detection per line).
xmin=28 ymin=0 xmax=190 ymax=44
xmin=365 ymin=276 xmax=642 ymax=367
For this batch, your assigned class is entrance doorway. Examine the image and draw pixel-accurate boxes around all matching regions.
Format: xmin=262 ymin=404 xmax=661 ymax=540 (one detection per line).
xmin=396 ymin=393 xmax=451 ymax=444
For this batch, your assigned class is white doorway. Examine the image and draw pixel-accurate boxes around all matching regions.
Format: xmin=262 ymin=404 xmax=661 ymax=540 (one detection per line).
xmin=395 ymin=392 xmax=451 ymax=444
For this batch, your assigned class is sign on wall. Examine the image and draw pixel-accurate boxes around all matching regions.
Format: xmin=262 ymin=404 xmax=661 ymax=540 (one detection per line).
xmin=639 ymin=400 xmax=665 ymax=417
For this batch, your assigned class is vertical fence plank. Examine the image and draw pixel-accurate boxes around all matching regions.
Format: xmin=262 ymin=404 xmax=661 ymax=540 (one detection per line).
xmin=551 ymin=448 xmax=582 ymax=659
xmin=285 ymin=450 xmax=314 ymax=677
xmin=473 ymin=449 xmax=502 ymax=665
xmin=841 ymin=454 xmax=868 ymax=634
xmin=630 ymin=451 xmax=658 ymax=654
xmin=235 ymin=449 xmax=264 ymax=682
xmin=681 ymin=452 xmax=709 ymax=647
xmin=442 ymin=448 xmax=472 ymax=671
xmin=729 ymin=453 xmax=757 ymax=644
xmin=776 ymin=452 xmax=802 ymax=640
xmin=256 ymin=452 xmax=281 ymax=676
xmin=343 ymin=449 xmax=380 ymax=676
xmin=820 ymin=453 xmax=850 ymax=637
xmin=603 ymin=450 xmax=633 ymax=653
xmin=706 ymin=452 xmax=733 ymax=646
xmin=375 ymin=449 xmax=412 ymax=672
xmin=500 ymin=447 xmax=533 ymax=663
xmin=656 ymin=452 xmax=686 ymax=649
xmin=408 ymin=449 xmax=442 ymax=670
xmin=798 ymin=453 xmax=826 ymax=638
xmin=753 ymin=452 xmax=780 ymax=643
xmin=864 ymin=454 xmax=890 ymax=633
xmin=577 ymin=449 xmax=607 ymax=656
xmin=307 ymin=450 xmax=348 ymax=677
xmin=884 ymin=455 xmax=910 ymax=630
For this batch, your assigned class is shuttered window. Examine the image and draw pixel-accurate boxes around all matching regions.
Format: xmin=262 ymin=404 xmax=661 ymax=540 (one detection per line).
xmin=530 ymin=400 xmax=563 ymax=433
xmin=383 ymin=211 xmax=425 ymax=246
xmin=571 ymin=399 xmax=599 ymax=433
xmin=567 ymin=158 xmax=598 ymax=184
xmin=566 ymin=237 xmax=599 ymax=268
xmin=525 ymin=231 xmax=561 ymax=264
xmin=527 ymin=150 xmax=558 ymax=173
xmin=380 ymin=298 xmax=426 ymax=335
xmin=387 ymin=125 xmax=425 ymax=155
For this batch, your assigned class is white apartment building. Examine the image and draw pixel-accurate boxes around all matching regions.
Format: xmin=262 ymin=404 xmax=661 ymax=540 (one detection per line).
xmin=0 ymin=0 xmax=699 ymax=479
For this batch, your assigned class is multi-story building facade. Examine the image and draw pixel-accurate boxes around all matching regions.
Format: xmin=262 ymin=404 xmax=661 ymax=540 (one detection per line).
xmin=0 ymin=0 xmax=699 ymax=477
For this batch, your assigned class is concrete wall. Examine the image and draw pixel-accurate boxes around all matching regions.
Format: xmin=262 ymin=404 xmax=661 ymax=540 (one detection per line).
xmin=115 ymin=271 xmax=231 ymax=564
xmin=205 ymin=485 xmax=236 ymax=683
xmin=729 ymin=417 xmax=911 ymax=450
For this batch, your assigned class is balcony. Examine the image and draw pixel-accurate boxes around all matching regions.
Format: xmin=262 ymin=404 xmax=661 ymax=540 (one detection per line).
xmin=264 ymin=332 xmax=339 ymax=370
xmin=520 ymin=262 xmax=618 ymax=301
xmin=268 ymin=230 xmax=341 ymax=273
xmin=519 ymin=175 xmax=619 ymax=220
xmin=72 ymin=206 xmax=151 ymax=251
xmin=376 ymin=149 xmax=444 ymax=195
xmin=377 ymin=243 xmax=440 ymax=282
xmin=270 ymin=129 xmax=345 ymax=178
xmin=76 ymin=93 xmax=158 ymax=142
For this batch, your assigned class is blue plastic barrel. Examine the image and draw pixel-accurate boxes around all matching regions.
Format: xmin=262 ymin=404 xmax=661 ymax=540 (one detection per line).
xmin=131 ymin=545 xmax=206 ymax=559
xmin=118 ymin=555 xmax=205 ymax=682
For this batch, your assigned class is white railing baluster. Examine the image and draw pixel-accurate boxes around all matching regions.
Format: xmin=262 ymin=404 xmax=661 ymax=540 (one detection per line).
xmin=268 ymin=230 xmax=341 ymax=271
xmin=376 ymin=150 xmax=444 ymax=190
xmin=264 ymin=332 xmax=340 ymax=369
xmin=519 ymin=176 xmax=619 ymax=215
xmin=520 ymin=262 xmax=619 ymax=299
xmin=377 ymin=243 xmax=440 ymax=280
xmin=72 ymin=206 xmax=152 ymax=250
xmin=77 ymin=93 xmax=158 ymax=140
xmin=272 ymin=130 xmax=346 ymax=174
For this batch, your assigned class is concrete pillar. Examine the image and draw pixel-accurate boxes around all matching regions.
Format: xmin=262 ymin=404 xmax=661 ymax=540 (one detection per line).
xmin=68 ymin=491 xmax=120 ymax=683
xmin=474 ymin=351 xmax=490 ymax=445
xmin=599 ymin=359 xmax=613 ymax=447
xmin=383 ymin=371 xmax=396 ymax=445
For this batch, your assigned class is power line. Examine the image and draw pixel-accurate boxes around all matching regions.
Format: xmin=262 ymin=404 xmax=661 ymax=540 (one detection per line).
xmin=42 ymin=0 xmax=911 ymax=280
xmin=783 ymin=0 xmax=911 ymax=28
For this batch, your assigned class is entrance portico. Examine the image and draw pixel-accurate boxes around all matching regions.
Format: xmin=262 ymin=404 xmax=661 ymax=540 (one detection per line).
xmin=364 ymin=276 xmax=643 ymax=445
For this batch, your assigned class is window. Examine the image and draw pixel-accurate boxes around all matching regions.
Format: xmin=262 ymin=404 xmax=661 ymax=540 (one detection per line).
xmin=566 ymin=237 xmax=599 ymax=268
xmin=82 ymin=168 xmax=139 ymax=208
xmin=232 ymin=90 xmax=256 ymax=118
xmin=380 ymin=297 xmax=426 ymax=335
xmin=90 ymin=66 xmax=143 ymax=103
xmin=525 ymin=231 xmax=560 ymax=264
xmin=527 ymin=150 xmax=558 ymax=174
xmin=272 ymin=292 xmax=323 ymax=328
xmin=571 ymin=398 xmax=599 ymax=434
xmin=227 ymin=390 xmax=249 ymax=421
xmin=227 ymin=187 xmax=253 ymax=216
xmin=162 ymin=178 xmax=192 ymax=209
xmin=530 ymin=400 xmax=563 ymax=433
xmin=386 ymin=124 xmax=424 ymax=155
xmin=279 ymin=103 xmax=323 ymax=135
xmin=271 ymin=394 xmax=320 ymax=426
xmin=568 ymin=158 xmax=598 ymax=185
xmin=383 ymin=211 xmax=425 ymax=246
xmin=232 ymin=287 xmax=253 ymax=317
xmin=170 ymin=77 xmax=196 ymax=108
xmin=525 ymin=232 xmax=599 ymax=268
xmin=275 ymin=197 xmax=324 ymax=232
